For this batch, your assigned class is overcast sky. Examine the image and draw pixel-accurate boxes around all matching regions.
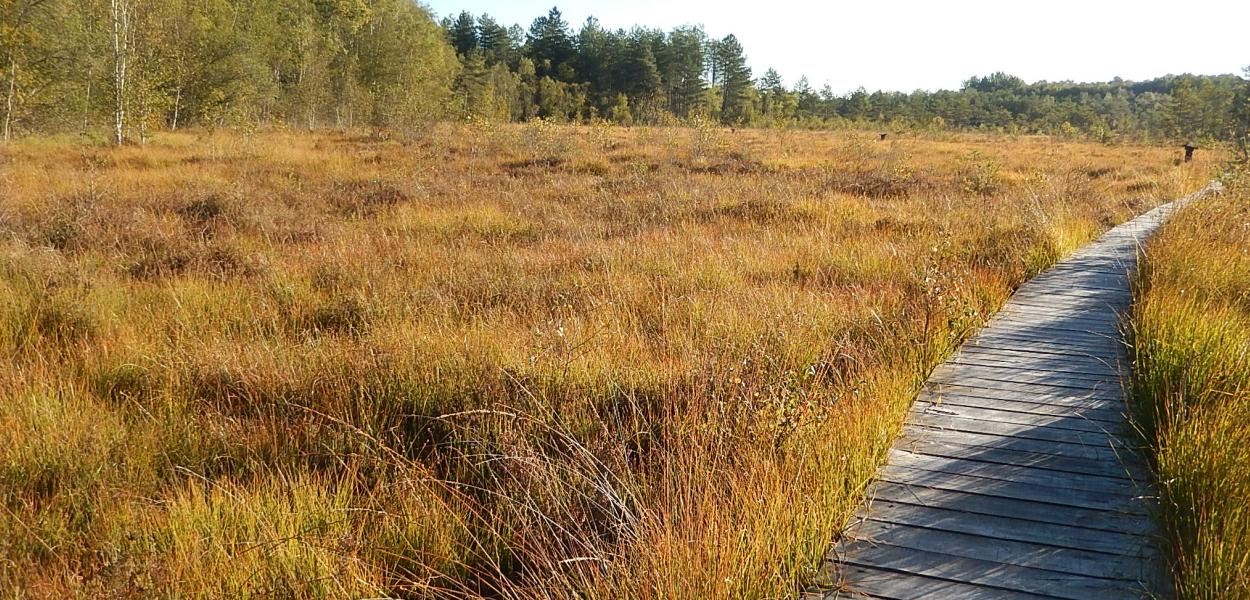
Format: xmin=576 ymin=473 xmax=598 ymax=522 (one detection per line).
xmin=424 ymin=0 xmax=1248 ymax=94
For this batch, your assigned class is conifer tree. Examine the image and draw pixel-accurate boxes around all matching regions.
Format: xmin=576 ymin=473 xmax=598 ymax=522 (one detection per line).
xmin=759 ymin=67 xmax=783 ymax=116
xmin=715 ymin=34 xmax=751 ymax=125
xmin=666 ymin=26 xmax=706 ymax=118
xmin=526 ymin=7 xmax=574 ymax=81
xmin=477 ymin=14 xmax=514 ymax=66
xmin=448 ymin=11 xmax=478 ymax=57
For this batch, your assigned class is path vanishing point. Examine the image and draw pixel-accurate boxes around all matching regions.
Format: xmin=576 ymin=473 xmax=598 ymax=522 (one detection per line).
xmin=812 ymin=182 xmax=1222 ymax=599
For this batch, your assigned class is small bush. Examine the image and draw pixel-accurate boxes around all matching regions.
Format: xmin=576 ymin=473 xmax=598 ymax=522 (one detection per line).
xmin=301 ymin=295 xmax=370 ymax=336
xmin=177 ymin=195 xmax=228 ymax=223
xmin=958 ymin=151 xmax=1003 ymax=196
xmin=331 ymin=179 xmax=411 ymax=217
xmin=28 ymin=299 xmax=96 ymax=347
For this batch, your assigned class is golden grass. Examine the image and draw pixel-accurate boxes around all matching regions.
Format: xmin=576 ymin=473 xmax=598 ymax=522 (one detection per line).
xmin=0 ymin=123 xmax=1207 ymax=598
xmin=1131 ymin=169 xmax=1250 ymax=598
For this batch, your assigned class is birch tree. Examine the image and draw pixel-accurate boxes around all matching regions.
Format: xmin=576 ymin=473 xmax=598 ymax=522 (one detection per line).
xmin=108 ymin=0 xmax=131 ymax=144
xmin=1 ymin=0 xmax=52 ymax=141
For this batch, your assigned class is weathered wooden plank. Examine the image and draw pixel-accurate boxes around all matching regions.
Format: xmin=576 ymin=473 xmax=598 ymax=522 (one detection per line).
xmin=1016 ymin=279 xmax=1129 ymax=294
xmin=1008 ymin=294 xmax=1127 ymax=309
xmin=968 ymin=328 xmax=1122 ymax=349
xmin=840 ymin=540 xmax=1150 ymax=600
xmin=935 ymin=360 xmax=1120 ymax=385
xmin=933 ymin=370 xmax=1119 ymax=393
xmin=916 ymin=390 xmax=1124 ymax=422
xmin=878 ymin=466 xmax=1147 ymax=513
xmin=954 ymin=346 xmax=1122 ymax=372
xmin=886 ymin=449 xmax=1143 ymax=496
xmin=907 ymin=413 xmax=1133 ymax=449
xmin=969 ymin=325 xmax=1123 ymax=344
xmin=933 ymin=362 xmax=1119 ymax=385
xmin=1018 ymin=281 xmax=1128 ymax=294
xmin=912 ymin=400 xmax=1120 ymax=432
xmin=1021 ymin=277 xmax=1129 ymax=293
xmin=996 ymin=307 xmax=1123 ymax=325
xmin=866 ymin=482 xmax=1158 ymax=535
xmin=958 ymin=348 xmax=1123 ymax=370
xmin=981 ymin=319 xmax=1123 ymax=339
xmin=899 ymin=425 xmax=1141 ymax=465
xmin=990 ymin=306 xmax=1124 ymax=322
xmin=924 ymin=375 xmax=1123 ymax=398
xmin=850 ymin=520 xmax=1150 ymax=580
xmin=821 ymin=565 xmax=1057 ymax=600
xmin=1015 ymin=287 xmax=1126 ymax=299
xmin=962 ymin=337 xmax=1124 ymax=361
xmin=954 ymin=343 xmax=1119 ymax=359
xmin=1012 ymin=285 xmax=1129 ymax=299
xmin=1041 ymin=265 xmax=1132 ymax=278
xmin=955 ymin=343 xmax=1120 ymax=361
xmin=981 ymin=311 xmax=1125 ymax=330
xmin=994 ymin=306 xmax=1124 ymax=324
xmin=949 ymin=357 xmax=1121 ymax=382
xmin=922 ymin=381 xmax=1123 ymax=405
xmin=984 ymin=320 xmax=1122 ymax=338
xmin=1028 ymin=268 xmax=1131 ymax=283
xmin=1001 ymin=304 xmax=1126 ymax=320
xmin=860 ymin=499 xmax=1149 ymax=555
xmin=892 ymin=435 xmax=1147 ymax=480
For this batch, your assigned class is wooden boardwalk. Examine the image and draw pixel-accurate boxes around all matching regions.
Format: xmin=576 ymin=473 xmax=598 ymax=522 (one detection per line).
xmin=813 ymin=183 xmax=1220 ymax=600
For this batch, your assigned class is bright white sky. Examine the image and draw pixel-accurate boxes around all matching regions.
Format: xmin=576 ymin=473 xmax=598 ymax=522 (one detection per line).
xmin=424 ymin=0 xmax=1248 ymax=94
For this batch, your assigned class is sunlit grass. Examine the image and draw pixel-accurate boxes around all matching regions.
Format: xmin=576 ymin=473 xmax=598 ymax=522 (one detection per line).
xmin=1131 ymin=172 xmax=1250 ymax=598
xmin=0 ymin=123 xmax=1207 ymax=598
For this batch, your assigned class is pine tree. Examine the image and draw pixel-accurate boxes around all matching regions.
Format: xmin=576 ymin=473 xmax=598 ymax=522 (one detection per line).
xmin=526 ymin=7 xmax=574 ymax=81
xmin=575 ymin=16 xmax=614 ymax=109
xmin=623 ymin=36 xmax=662 ymax=121
xmin=448 ymin=11 xmax=478 ymax=57
xmin=1163 ymin=77 xmax=1202 ymax=141
xmin=759 ymin=67 xmax=783 ymax=116
xmin=455 ymin=49 xmax=489 ymax=117
xmin=665 ymin=26 xmax=706 ymax=118
xmin=715 ymin=34 xmax=751 ymax=125
xmin=846 ymin=87 xmax=870 ymax=121
xmin=704 ymin=37 xmax=721 ymax=87
xmin=476 ymin=14 xmax=513 ymax=66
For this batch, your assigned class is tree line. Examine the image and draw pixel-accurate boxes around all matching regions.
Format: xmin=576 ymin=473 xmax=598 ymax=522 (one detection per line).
xmin=442 ymin=8 xmax=1248 ymax=144
xmin=1 ymin=0 xmax=458 ymax=143
xmin=2 ymin=1 xmax=1247 ymax=145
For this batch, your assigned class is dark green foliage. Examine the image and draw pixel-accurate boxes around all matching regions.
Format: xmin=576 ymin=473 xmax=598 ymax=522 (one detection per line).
xmin=476 ymin=14 xmax=516 ymax=66
xmin=622 ymin=39 xmax=662 ymax=114
xmin=1231 ymin=70 xmax=1250 ymax=161
xmin=715 ymin=35 xmax=752 ymax=125
xmin=526 ymin=7 xmax=576 ymax=81
xmin=759 ymin=68 xmax=784 ymax=118
xmin=662 ymin=26 xmax=707 ymax=118
xmin=447 ymin=11 xmax=479 ymax=57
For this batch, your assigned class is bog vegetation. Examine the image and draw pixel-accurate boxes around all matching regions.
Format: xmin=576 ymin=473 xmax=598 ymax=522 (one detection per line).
xmin=2 ymin=1 xmax=1249 ymax=143
xmin=1131 ymin=167 xmax=1250 ymax=598
xmin=0 ymin=123 xmax=1207 ymax=597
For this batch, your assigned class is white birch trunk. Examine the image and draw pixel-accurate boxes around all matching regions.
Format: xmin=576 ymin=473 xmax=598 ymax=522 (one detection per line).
xmin=4 ymin=53 xmax=16 ymax=142
xmin=110 ymin=0 xmax=130 ymax=145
